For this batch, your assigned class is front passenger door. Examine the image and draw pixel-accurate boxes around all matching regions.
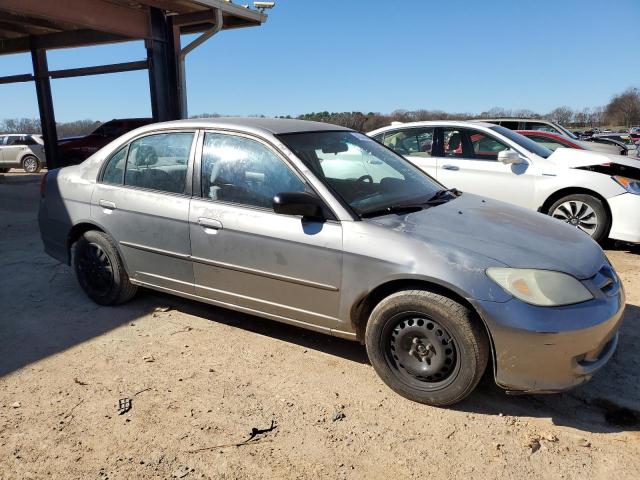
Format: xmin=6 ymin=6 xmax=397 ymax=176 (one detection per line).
xmin=434 ymin=128 xmax=535 ymax=207
xmin=189 ymin=132 xmax=343 ymax=329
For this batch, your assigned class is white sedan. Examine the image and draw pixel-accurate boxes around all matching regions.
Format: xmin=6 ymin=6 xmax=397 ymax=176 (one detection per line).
xmin=368 ymin=121 xmax=640 ymax=244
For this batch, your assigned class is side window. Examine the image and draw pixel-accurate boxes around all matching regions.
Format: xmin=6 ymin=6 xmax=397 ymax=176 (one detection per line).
xmin=124 ymin=132 xmax=193 ymax=194
xmin=524 ymin=122 xmax=558 ymax=134
xmin=443 ymin=129 xmax=465 ymax=158
xmin=371 ymin=133 xmax=384 ymax=142
xmin=102 ymin=147 xmax=128 ymax=185
xmin=499 ymin=121 xmax=520 ymax=130
xmin=6 ymin=136 xmax=25 ymax=145
xmin=467 ymin=130 xmax=509 ymax=161
xmin=0 ymin=136 xmax=6 ymax=145
xmin=382 ymin=128 xmax=434 ymax=157
xmin=24 ymin=136 xmax=38 ymax=146
xmin=201 ymin=133 xmax=306 ymax=209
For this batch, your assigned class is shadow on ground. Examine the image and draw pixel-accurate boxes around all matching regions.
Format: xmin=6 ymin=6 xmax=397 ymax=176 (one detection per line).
xmin=149 ymin=289 xmax=640 ymax=435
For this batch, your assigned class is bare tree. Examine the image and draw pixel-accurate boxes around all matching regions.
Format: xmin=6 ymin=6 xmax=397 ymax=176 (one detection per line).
xmin=547 ymin=106 xmax=574 ymax=125
xmin=605 ymin=88 xmax=640 ymax=126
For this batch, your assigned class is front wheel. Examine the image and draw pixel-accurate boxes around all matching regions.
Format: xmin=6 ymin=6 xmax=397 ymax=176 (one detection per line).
xmin=365 ymin=290 xmax=489 ymax=406
xmin=22 ymin=155 xmax=41 ymax=173
xmin=548 ymin=193 xmax=609 ymax=244
xmin=73 ymin=230 xmax=138 ymax=305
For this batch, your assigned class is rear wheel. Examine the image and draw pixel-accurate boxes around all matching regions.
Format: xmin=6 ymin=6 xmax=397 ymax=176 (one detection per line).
xmin=22 ymin=155 xmax=41 ymax=173
xmin=73 ymin=230 xmax=137 ymax=305
xmin=548 ymin=193 xmax=609 ymax=243
xmin=365 ymin=290 xmax=489 ymax=406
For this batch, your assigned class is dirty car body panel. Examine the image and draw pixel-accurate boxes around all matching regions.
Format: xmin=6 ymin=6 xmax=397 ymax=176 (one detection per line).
xmin=39 ymin=118 xmax=624 ymax=396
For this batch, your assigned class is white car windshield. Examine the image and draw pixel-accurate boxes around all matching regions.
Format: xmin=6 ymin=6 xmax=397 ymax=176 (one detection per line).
xmin=490 ymin=126 xmax=553 ymax=159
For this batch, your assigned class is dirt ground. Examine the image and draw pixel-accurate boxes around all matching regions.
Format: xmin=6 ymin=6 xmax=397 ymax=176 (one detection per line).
xmin=1 ymin=171 xmax=639 ymax=480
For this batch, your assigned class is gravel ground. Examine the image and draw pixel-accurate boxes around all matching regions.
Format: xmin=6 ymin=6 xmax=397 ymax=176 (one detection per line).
xmin=0 ymin=172 xmax=639 ymax=480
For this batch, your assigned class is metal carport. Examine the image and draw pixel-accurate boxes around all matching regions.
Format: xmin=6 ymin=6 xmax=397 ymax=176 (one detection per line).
xmin=0 ymin=0 xmax=268 ymax=169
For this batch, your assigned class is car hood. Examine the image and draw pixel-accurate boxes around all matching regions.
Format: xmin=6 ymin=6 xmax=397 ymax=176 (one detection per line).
xmin=368 ymin=194 xmax=605 ymax=280
xmin=548 ymin=147 xmax=640 ymax=168
xmin=576 ymin=140 xmax=621 ymax=155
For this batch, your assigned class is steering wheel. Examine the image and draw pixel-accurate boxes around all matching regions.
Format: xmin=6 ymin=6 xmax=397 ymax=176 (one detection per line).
xmin=357 ymin=174 xmax=373 ymax=183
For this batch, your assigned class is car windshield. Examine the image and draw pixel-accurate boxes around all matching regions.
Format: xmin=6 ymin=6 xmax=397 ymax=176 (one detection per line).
xmin=277 ymin=131 xmax=446 ymax=217
xmin=554 ymin=123 xmax=579 ymax=140
xmin=490 ymin=126 xmax=553 ymax=159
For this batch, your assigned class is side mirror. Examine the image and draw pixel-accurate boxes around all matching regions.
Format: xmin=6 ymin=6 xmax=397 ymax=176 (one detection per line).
xmin=498 ymin=150 xmax=523 ymax=165
xmin=273 ymin=192 xmax=325 ymax=219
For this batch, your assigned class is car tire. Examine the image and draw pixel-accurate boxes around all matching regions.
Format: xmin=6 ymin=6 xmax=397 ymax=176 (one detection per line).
xmin=365 ymin=289 xmax=489 ymax=406
xmin=73 ymin=230 xmax=138 ymax=305
xmin=21 ymin=155 xmax=41 ymax=173
xmin=548 ymin=193 xmax=609 ymax=244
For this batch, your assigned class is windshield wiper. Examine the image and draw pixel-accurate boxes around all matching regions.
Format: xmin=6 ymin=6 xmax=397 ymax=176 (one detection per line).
xmin=425 ymin=188 xmax=461 ymax=203
xmin=360 ymin=204 xmax=426 ymax=218
xmin=360 ymin=189 xmax=461 ymax=219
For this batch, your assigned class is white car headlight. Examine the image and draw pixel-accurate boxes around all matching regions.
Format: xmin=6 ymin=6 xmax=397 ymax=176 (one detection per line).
xmin=486 ymin=268 xmax=593 ymax=306
xmin=612 ymin=175 xmax=640 ymax=194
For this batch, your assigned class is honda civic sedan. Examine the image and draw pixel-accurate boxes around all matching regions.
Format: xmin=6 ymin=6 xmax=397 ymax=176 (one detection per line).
xmin=38 ymin=118 xmax=624 ymax=406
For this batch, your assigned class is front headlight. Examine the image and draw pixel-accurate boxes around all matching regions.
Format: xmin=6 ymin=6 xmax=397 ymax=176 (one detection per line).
xmin=486 ymin=268 xmax=593 ymax=306
xmin=612 ymin=175 xmax=640 ymax=194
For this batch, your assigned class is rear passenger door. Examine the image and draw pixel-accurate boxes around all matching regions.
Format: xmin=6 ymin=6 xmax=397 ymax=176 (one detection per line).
xmin=91 ymin=130 xmax=197 ymax=293
xmin=381 ymin=127 xmax=438 ymax=177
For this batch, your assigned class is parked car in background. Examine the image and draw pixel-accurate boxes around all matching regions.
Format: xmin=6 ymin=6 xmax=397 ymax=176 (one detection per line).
xmin=517 ymin=130 xmax=624 ymax=155
xmin=592 ymin=133 xmax=639 ymax=157
xmin=369 ymin=121 xmax=640 ymax=244
xmin=0 ymin=133 xmax=46 ymax=173
xmin=478 ymin=118 xmax=579 ymax=140
xmin=57 ymin=118 xmax=152 ymax=166
xmin=39 ymin=118 xmax=624 ymax=406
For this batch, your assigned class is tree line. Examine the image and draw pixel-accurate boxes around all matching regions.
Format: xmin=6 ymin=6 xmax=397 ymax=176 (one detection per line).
xmin=2 ymin=87 xmax=638 ymax=138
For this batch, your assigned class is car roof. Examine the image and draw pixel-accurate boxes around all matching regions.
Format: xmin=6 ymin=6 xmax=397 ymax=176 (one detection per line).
xmin=516 ymin=130 xmax=563 ymax=137
xmin=0 ymin=133 xmax=39 ymax=136
xmin=368 ymin=120 xmax=497 ymax=135
xmin=135 ymin=117 xmax=352 ymax=136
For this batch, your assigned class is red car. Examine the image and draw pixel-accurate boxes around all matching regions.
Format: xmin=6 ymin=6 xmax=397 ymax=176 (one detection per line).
xmin=516 ymin=130 xmax=585 ymax=150
xmin=57 ymin=118 xmax=153 ymax=166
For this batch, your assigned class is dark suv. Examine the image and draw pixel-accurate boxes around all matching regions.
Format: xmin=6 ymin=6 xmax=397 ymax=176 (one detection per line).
xmin=57 ymin=118 xmax=152 ymax=166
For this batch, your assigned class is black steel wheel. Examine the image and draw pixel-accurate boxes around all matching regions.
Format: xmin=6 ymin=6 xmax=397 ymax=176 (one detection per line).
xmin=365 ymin=290 xmax=489 ymax=406
xmin=75 ymin=242 xmax=114 ymax=298
xmin=73 ymin=230 xmax=137 ymax=305
xmin=384 ymin=313 xmax=460 ymax=391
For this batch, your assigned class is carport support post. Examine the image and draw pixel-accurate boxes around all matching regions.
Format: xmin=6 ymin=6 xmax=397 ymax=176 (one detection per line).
xmin=146 ymin=7 xmax=181 ymax=122
xmin=30 ymin=47 xmax=59 ymax=170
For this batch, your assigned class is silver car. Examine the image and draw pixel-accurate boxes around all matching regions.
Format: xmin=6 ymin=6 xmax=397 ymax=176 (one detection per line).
xmin=38 ymin=118 xmax=624 ymax=406
xmin=0 ymin=134 xmax=46 ymax=173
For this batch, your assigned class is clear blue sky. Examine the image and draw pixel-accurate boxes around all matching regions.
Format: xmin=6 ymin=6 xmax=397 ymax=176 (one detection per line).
xmin=1 ymin=0 xmax=638 ymax=122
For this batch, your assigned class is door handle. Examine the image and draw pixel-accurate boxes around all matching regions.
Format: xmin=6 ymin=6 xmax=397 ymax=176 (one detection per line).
xmin=198 ymin=217 xmax=223 ymax=230
xmin=99 ymin=200 xmax=116 ymax=210
xmin=442 ymin=164 xmax=460 ymax=171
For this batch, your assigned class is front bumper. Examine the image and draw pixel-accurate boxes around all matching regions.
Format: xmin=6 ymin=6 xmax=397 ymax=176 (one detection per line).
xmin=608 ymin=192 xmax=640 ymax=243
xmin=471 ymin=279 xmax=625 ymax=393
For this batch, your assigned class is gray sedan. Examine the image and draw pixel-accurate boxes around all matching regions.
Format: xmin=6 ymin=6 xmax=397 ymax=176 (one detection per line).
xmin=38 ymin=118 xmax=624 ymax=406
